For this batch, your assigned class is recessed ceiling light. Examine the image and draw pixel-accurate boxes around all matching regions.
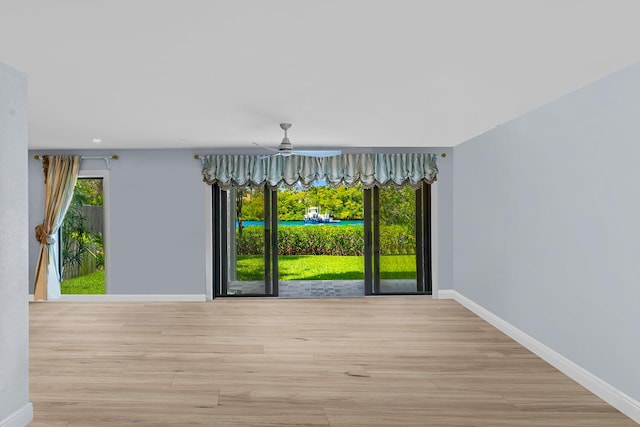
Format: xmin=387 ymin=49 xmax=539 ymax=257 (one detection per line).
xmin=92 ymin=138 xmax=102 ymax=143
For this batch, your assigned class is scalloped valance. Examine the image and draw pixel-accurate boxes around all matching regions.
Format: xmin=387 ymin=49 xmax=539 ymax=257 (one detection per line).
xmin=201 ymin=153 xmax=438 ymax=190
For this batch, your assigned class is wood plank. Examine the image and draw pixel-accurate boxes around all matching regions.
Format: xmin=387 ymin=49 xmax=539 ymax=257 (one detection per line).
xmin=29 ymin=298 xmax=637 ymax=426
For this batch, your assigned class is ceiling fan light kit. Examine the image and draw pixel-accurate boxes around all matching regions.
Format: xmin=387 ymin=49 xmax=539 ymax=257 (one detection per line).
xmin=278 ymin=123 xmax=293 ymax=155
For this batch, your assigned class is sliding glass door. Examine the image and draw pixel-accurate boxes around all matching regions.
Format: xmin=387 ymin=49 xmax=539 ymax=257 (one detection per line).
xmin=364 ymin=183 xmax=431 ymax=295
xmin=212 ymin=184 xmax=277 ymax=297
xmin=212 ymin=182 xmax=431 ymax=298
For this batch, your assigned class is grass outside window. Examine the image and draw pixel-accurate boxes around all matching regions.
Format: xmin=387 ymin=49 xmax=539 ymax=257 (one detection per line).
xmin=61 ymin=270 xmax=105 ymax=294
xmin=237 ymin=255 xmax=415 ymax=281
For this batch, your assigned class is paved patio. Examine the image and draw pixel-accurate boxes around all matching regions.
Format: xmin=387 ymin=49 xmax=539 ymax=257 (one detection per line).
xmin=227 ymin=279 xmax=418 ymax=298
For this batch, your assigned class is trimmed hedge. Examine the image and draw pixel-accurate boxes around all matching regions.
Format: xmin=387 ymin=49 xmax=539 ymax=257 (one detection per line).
xmin=379 ymin=224 xmax=416 ymax=256
xmin=236 ymin=225 xmax=415 ymax=256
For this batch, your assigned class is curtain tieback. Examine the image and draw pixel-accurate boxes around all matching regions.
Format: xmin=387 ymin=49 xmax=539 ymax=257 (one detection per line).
xmin=35 ymin=224 xmax=55 ymax=245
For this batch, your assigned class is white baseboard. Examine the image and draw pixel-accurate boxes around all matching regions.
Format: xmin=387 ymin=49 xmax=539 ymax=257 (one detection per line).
xmin=436 ymin=289 xmax=456 ymax=300
xmin=29 ymin=294 xmax=206 ymax=302
xmin=0 ymin=402 xmax=33 ymax=427
xmin=441 ymin=290 xmax=640 ymax=424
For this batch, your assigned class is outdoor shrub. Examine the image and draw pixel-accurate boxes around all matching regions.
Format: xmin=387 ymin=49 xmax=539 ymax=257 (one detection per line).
xmin=379 ymin=224 xmax=415 ymax=255
xmin=236 ymin=224 xmax=414 ymax=256
xmin=235 ymin=227 xmax=264 ymax=254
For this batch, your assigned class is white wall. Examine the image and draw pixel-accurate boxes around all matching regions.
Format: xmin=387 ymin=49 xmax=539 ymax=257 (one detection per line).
xmin=0 ymin=62 xmax=32 ymax=426
xmin=453 ymin=62 xmax=640 ymax=403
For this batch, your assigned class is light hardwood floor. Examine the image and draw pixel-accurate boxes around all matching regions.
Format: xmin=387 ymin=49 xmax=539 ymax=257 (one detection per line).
xmin=29 ymin=298 xmax=636 ymax=426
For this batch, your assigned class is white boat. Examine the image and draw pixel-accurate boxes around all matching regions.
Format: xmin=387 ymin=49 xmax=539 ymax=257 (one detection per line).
xmin=303 ymin=207 xmax=341 ymax=224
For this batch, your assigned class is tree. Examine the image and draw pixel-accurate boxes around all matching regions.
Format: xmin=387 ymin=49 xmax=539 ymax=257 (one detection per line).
xmin=236 ymin=188 xmax=245 ymax=237
xmin=240 ymin=188 xmax=265 ymax=221
xmin=379 ymin=185 xmax=416 ymax=234
xmin=74 ymin=178 xmax=103 ymax=205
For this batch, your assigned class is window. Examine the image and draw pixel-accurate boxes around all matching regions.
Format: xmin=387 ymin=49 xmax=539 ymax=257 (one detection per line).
xmin=59 ymin=171 xmax=109 ymax=294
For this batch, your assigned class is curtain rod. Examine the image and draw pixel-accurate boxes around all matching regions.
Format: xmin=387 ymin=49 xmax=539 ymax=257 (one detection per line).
xmin=33 ymin=154 xmax=119 ymax=168
xmin=193 ymin=153 xmax=447 ymax=159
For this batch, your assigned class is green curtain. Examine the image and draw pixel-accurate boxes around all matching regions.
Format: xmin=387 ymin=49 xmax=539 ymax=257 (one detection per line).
xmin=201 ymin=153 xmax=438 ymax=189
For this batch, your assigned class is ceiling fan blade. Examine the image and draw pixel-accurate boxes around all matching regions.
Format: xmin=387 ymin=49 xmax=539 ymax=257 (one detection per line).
xmin=252 ymin=142 xmax=279 ymax=152
xmin=252 ymin=126 xmax=341 ymax=158
xmin=292 ymin=150 xmax=342 ymax=158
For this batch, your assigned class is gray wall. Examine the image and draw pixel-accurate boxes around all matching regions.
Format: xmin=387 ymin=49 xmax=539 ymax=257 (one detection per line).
xmin=0 ymin=63 xmax=31 ymax=424
xmin=28 ymin=149 xmax=207 ymax=294
xmin=435 ymin=148 xmax=454 ymax=290
xmin=28 ymin=147 xmax=453 ymax=295
xmin=453 ymin=62 xmax=640 ymax=402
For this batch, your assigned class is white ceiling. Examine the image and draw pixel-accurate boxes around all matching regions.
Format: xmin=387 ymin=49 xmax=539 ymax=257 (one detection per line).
xmin=1 ymin=0 xmax=640 ymax=150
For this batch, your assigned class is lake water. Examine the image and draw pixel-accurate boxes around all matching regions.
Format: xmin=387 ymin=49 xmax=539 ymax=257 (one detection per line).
xmin=238 ymin=220 xmax=364 ymax=227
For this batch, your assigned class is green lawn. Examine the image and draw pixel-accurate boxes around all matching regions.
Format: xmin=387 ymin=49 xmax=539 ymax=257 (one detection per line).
xmin=61 ymin=270 xmax=105 ymax=294
xmin=59 ymin=255 xmax=415 ymax=293
xmin=237 ymin=255 xmax=415 ymax=281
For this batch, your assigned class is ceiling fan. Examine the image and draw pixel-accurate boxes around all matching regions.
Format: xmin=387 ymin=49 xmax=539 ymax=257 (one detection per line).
xmin=254 ymin=123 xmax=342 ymax=158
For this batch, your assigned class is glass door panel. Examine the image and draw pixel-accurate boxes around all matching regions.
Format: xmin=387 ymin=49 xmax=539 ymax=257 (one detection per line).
xmin=376 ymin=186 xmax=418 ymax=293
xmin=227 ymin=186 xmax=264 ymax=295
xmin=213 ymin=185 xmax=275 ymax=297
xmin=230 ymin=186 xmax=276 ymax=296
xmin=60 ymin=177 xmax=106 ymax=295
xmin=365 ymin=183 xmax=430 ymax=295
xmin=276 ymin=183 xmax=365 ymax=298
